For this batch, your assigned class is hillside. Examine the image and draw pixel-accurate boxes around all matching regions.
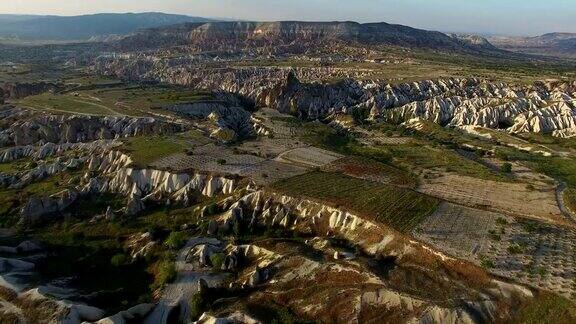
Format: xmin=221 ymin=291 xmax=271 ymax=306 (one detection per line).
xmin=0 ymin=12 xmax=215 ymax=41
xmin=114 ymin=21 xmax=506 ymax=55
xmin=489 ymin=32 xmax=576 ymax=57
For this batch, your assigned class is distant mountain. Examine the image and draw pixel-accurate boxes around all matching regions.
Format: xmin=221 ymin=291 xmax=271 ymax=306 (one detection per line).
xmin=488 ymin=32 xmax=576 ymax=57
xmin=113 ymin=21 xmax=506 ymax=55
xmin=0 ymin=12 xmax=215 ymax=42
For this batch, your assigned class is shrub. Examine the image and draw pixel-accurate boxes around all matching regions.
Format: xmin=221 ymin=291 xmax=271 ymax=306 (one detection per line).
xmin=507 ymin=243 xmax=523 ymax=254
xmin=501 ymin=162 xmax=513 ymax=173
xmin=147 ymin=225 xmax=163 ymax=240
xmin=165 ymin=231 xmax=187 ymax=250
xmin=209 ymin=253 xmax=225 ymax=270
xmin=217 ymin=159 xmax=227 ymax=165
xmin=189 ymin=293 xmax=206 ymax=320
xmin=156 ymin=260 xmax=177 ymax=288
xmin=480 ymin=256 xmax=495 ymax=268
xmin=110 ymin=253 xmax=127 ymax=267
xmin=204 ymin=203 xmax=218 ymax=216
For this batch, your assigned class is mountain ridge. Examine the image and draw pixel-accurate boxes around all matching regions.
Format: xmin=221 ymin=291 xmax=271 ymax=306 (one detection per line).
xmin=0 ymin=12 xmax=216 ymax=41
xmin=113 ymin=20 xmax=505 ymax=55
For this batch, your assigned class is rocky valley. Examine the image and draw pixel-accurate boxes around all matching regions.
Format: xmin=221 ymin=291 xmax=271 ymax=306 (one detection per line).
xmin=0 ymin=11 xmax=575 ymax=324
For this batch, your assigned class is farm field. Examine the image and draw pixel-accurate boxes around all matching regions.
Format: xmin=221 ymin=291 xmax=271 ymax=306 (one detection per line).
xmin=120 ymin=130 xmax=210 ymax=168
xmin=388 ymin=143 xmax=512 ymax=182
xmin=418 ymin=173 xmax=565 ymax=224
xmin=323 ymin=156 xmax=417 ymax=188
xmin=416 ymin=202 xmax=576 ymax=299
xmin=275 ymin=146 xmax=342 ymax=168
xmin=18 ymin=92 xmax=120 ymax=116
xmin=269 ymin=171 xmax=439 ymax=232
xmin=15 ymin=82 xmax=214 ymax=117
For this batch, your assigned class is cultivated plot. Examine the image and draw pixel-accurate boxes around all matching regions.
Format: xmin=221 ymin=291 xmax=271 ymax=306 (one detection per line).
xmin=416 ymin=202 xmax=576 ymax=299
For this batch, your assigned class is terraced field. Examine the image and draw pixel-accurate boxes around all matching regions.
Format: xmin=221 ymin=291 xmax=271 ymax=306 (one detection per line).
xmin=270 ymin=171 xmax=439 ymax=232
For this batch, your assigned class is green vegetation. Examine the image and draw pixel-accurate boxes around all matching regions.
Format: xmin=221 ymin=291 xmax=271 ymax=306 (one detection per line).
xmin=31 ymin=229 xmax=153 ymax=313
xmin=154 ymin=259 xmax=177 ymax=289
xmin=15 ymin=81 xmax=215 ymax=117
xmin=120 ymin=130 xmax=208 ymax=167
xmin=501 ymin=162 xmax=513 ymax=173
xmin=389 ymin=144 xmax=510 ymax=182
xmin=496 ymin=147 xmax=576 ymax=186
xmin=0 ymin=158 xmax=34 ymax=173
xmin=563 ymin=188 xmax=576 ymax=214
xmin=509 ymin=293 xmax=576 ymax=324
xmin=480 ymin=256 xmax=495 ymax=269
xmin=245 ymin=302 xmax=303 ymax=324
xmin=110 ymin=253 xmax=128 ymax=267
xmin=209 ymin=252 xmax=225 ymax=270
xmin=189 ymin=292 xmax=207 ymax=320
xmin=507 ymin=243 xmax=524 ymax=254
xmin=0 ymin=167 xmax=87 ymax=224
xmin=165 ymin=231 xmax=187 ymax=250
xmin=19 ymin=92 xmax=117 ymax=115
xmin=270 ymin=171 xmax=438 ymax=232
xmin=297 ymin=120 xmax=509 ymax=182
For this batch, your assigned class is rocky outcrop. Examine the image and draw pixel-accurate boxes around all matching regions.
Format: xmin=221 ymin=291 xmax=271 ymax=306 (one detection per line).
xmin=0 ymin=82 xmax=62 ymax=100
xmin=20 ymin=189 xmax=79 ymax=224
xmin=0 ymin=107 xmax=182 ymax=147
xmin=95 ymin=53 xmax=576 ymax=137
xmin=0 ymin=140 xmax=118 ymax=163
xmin=112 ymin=21 xmax=501 ymax=55
xmin=94 ymin=303 xmax=155 ymax=324
xmin=19 ymin=148 xmax=237 ymax=223
xmin=1 ymin=156 xmax=86 ymax=189
xmin=234 ymin=190 xmax=403 ymax=256
xmin=165 ymin=101 xmax=254 ymax=141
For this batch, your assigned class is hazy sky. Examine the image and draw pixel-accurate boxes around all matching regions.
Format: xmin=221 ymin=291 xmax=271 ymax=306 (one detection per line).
xmin=3 ymin=0 xmax=576 ymax=36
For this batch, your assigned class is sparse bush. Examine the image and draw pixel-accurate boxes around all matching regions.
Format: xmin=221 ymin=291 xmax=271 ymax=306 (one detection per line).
xmin=165 ymin=231 xmax=187 ymax=250
xmin=507 ymin=243 xmax=523 ymax=254
xmin=480 ymin=256 xmax=495 ymax=268
xmin=205 ymin=203 xmax=218 ymax=216
xmin=110 ymin=253 xmax=127 ymax=267
xmin=209 ymin=253 xmax=225 ymax=270
xmin=156 ymin=260 xmax=177 ymax=288
xmin=189 ymin=292 xmax=206 ymax=320
xmin=522 ymin=221 xmax=539 ymax=233
xmin=496 ymin=217 xmax=508 ymax=226
xmin=501 ymin=162 xmax=513 ymax=173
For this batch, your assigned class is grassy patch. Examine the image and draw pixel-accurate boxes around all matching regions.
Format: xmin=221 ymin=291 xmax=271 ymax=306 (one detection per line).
xmin=0 ymin=158 xmax=33 ymax=173
xmin=270 ymin=171 xmax=438 ymax=232
xmin=0 ymin=167 xmax=86 ymax=225
xmin=509 ymin=293 xmax=576 ymax=324
xmin=563 ymin=188 xmax=576 ymax=214
xmin=389 ymin=144 xmax=510 ymax=182
xmin=18 ymin=92 xmax=116 ymax=115
xmin=120 ymin=130 xmax=208 ymax=168
xmin=499 ymin=147 xmax=576 ymax=186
